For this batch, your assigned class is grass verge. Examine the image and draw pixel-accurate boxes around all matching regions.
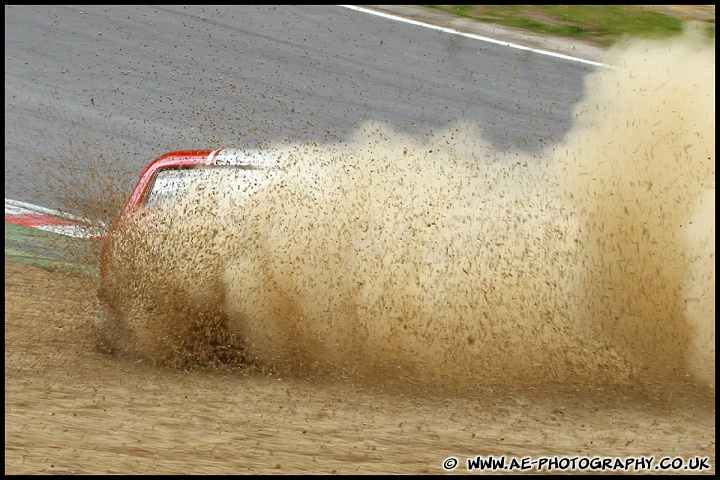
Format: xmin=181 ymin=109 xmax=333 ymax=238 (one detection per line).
xmin=424 ymin=5 xmax=715 ymax=47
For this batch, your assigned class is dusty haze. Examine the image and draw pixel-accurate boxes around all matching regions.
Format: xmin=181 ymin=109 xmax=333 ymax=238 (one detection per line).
xmin=106 ymin=27 xmax=715 ymax=396
xmin=554 ymin=26 xmax=715 ymax=389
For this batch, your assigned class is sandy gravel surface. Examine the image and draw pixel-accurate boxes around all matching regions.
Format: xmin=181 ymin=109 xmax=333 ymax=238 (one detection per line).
xmin=4 ymin=261 xmax=715 ymax=474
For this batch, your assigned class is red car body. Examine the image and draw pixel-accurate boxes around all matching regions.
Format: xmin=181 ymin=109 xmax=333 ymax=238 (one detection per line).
xmin=96 ymin=148 xmax=279 ymax=357
xmin=99 ymin=148 xmax=275 ymax=281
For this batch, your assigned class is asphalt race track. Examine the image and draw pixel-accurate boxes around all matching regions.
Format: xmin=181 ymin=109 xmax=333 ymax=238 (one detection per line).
xmin=4 ymin=5 xmax=595 ymax=212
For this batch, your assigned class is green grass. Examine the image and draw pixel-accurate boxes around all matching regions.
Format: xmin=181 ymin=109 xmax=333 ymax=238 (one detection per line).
xmin=5 ymin=222 xmax=100 ymax=277
xmin=424 ymin=5 xmax=715 ymax=47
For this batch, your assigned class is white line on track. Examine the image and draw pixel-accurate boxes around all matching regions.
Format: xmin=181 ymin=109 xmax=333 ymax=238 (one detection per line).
xmin=340 ymin=5 xmax=614 ymax=69
xmin=5 ymin=198 xmax=106 ymax=238
xmin=5 ymin=198 xmax=74 ymax=219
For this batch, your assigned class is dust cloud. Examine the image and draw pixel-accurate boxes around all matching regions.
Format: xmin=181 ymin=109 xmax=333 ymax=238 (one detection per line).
xmin=104 ymin=29 xmax=714 ymax=396
xmin=552 ymin=27 xmax=715 ymax=389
